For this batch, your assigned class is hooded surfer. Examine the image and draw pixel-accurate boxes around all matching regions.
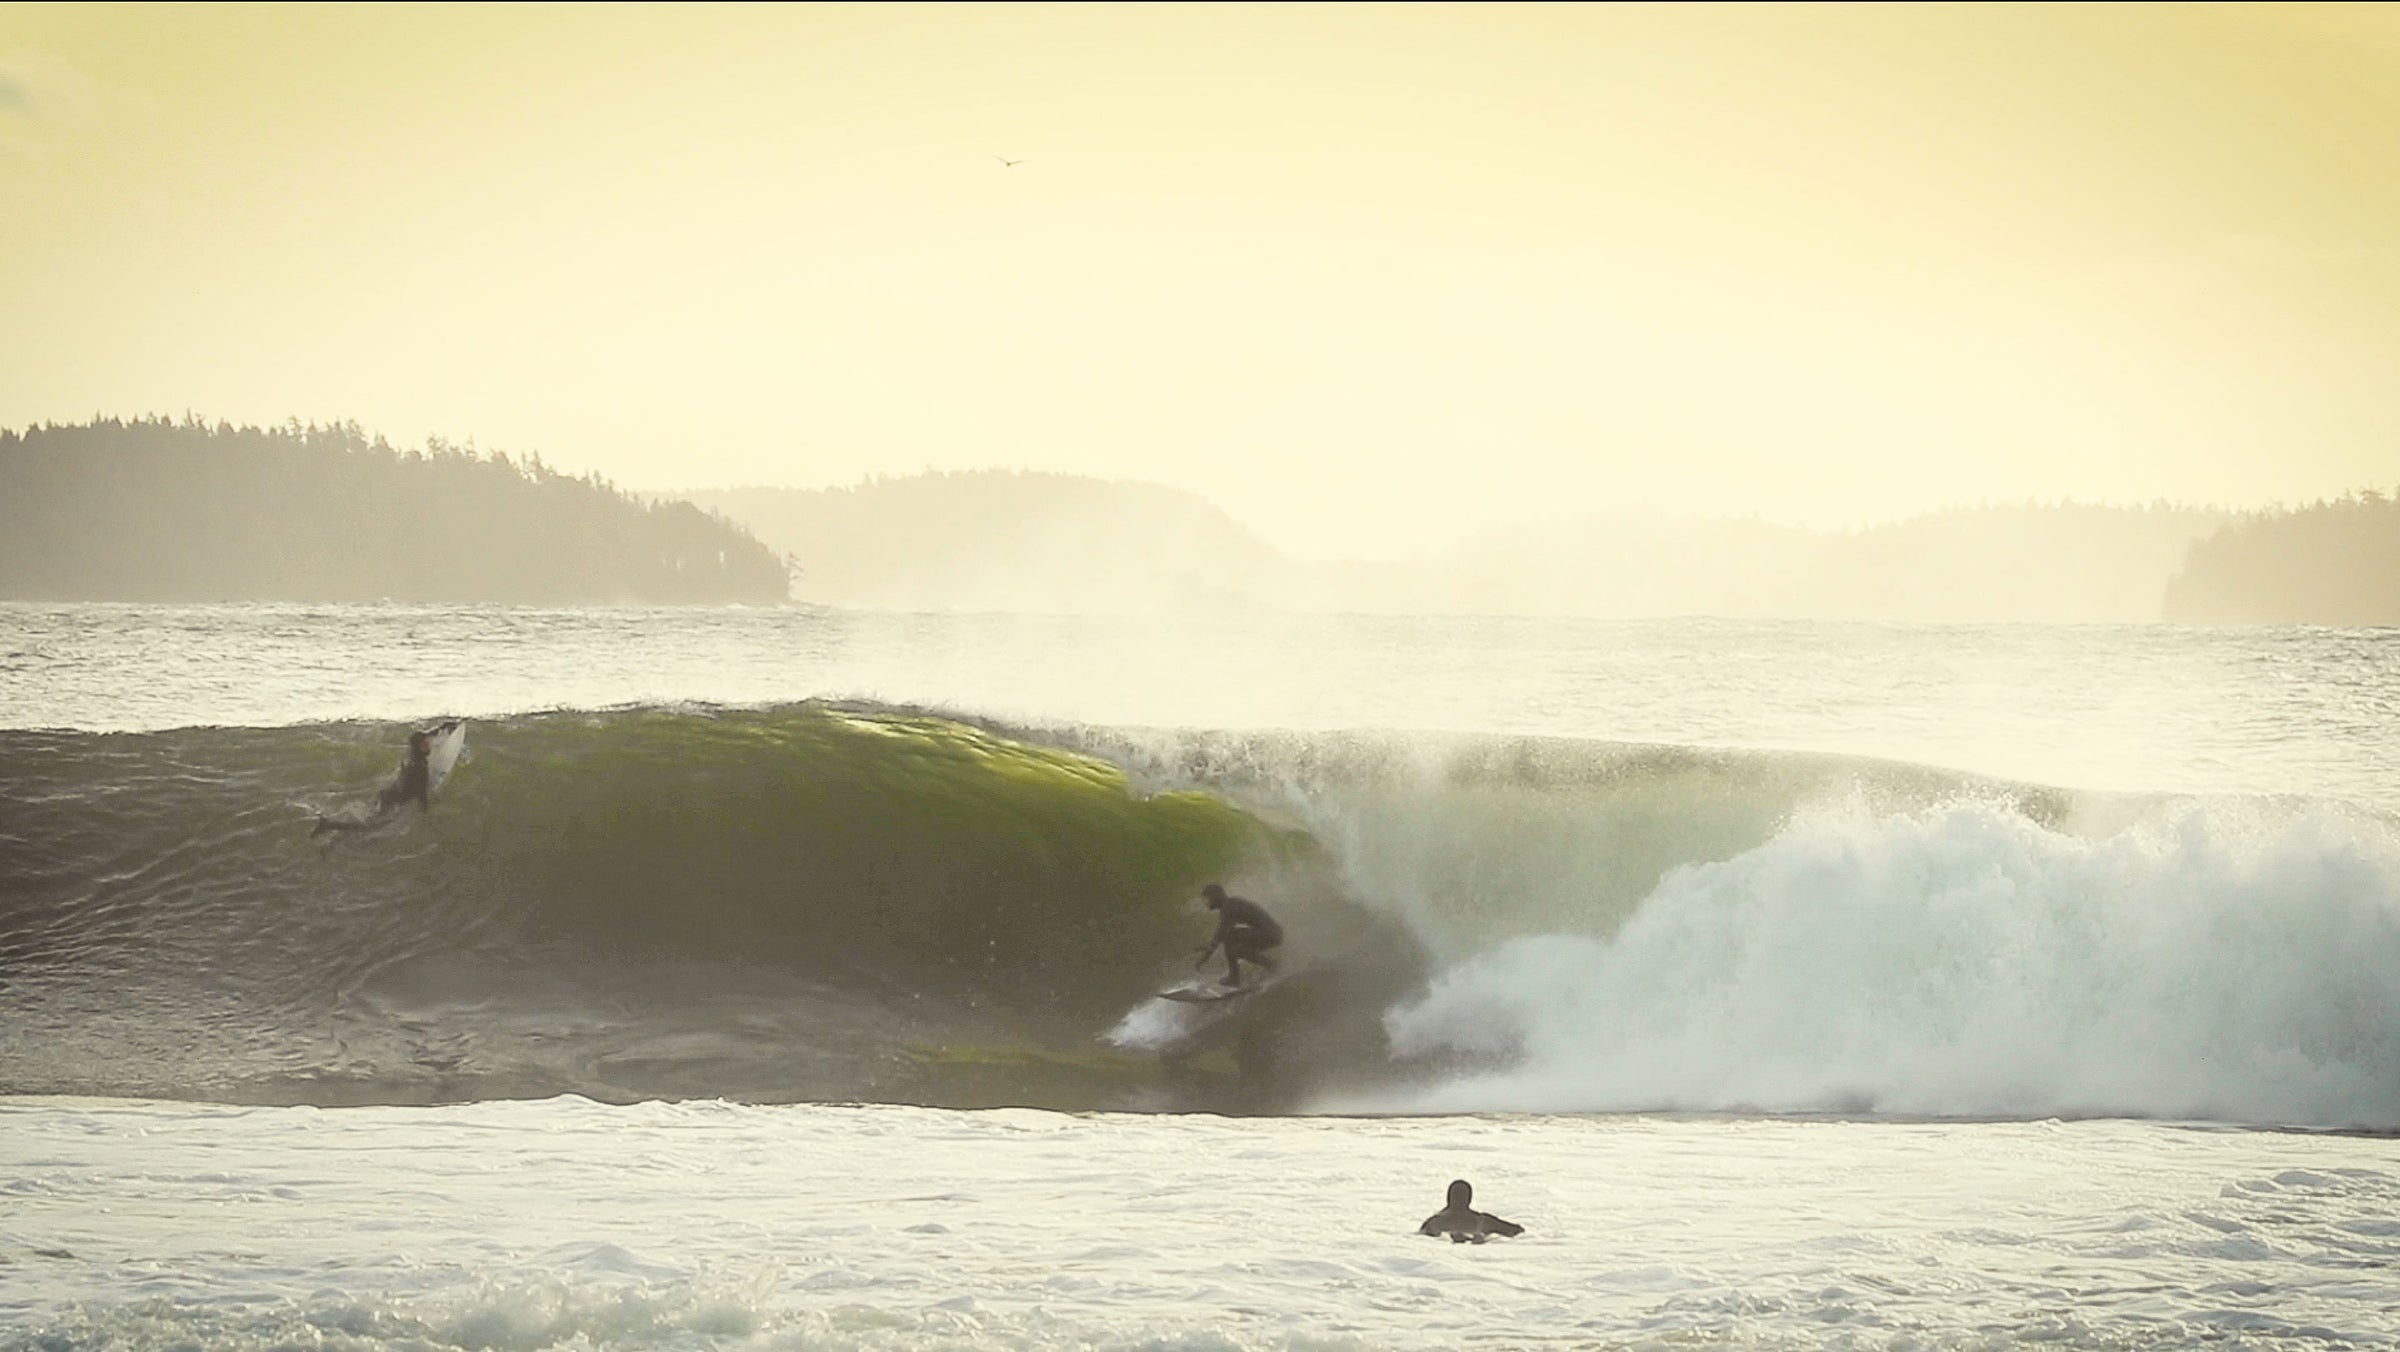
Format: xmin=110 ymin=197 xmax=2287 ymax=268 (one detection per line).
xmin=1193 ymin=883 xmax=1282 ymax=988
xmin=313 ymin=721 xmax=456 ymax=835
xmin=1419 ymin=1180 xmax=1525 ymax=1243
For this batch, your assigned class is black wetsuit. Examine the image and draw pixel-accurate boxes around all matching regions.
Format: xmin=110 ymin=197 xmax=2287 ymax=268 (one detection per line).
xmin=1204 ymin=893 xmax=1283 ymax=985
xmin=313 ymin=726 xmax=442 ymax=835
xmin=1420 ymin=1180 xmax=1524 ymax=1243
xmin=376 ymin=744 xmax=432 ymax=814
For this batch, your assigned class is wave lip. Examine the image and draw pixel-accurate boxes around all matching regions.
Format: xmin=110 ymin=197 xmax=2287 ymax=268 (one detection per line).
xmin=1374 ymin=800 xmax=2400 ymax=1128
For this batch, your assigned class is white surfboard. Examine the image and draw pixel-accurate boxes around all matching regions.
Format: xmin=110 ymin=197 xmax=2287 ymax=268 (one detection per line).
xmin=1157 ymin=975 xmax=1276 ymax=1004
xmin=309 ymin=719 xmax=468 ymax=836
xmin=426 ymin=720 xmax=467 ymax=793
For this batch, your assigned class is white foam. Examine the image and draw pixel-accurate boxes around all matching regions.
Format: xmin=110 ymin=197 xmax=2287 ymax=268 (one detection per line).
xmin=1102 ymin=998 xmax=1201 ymax=1051
xmin=1370 ymin=800 xmax=2400 ymax=1127
xmin=11 ymin=1097 xmax=2400 ymax=1348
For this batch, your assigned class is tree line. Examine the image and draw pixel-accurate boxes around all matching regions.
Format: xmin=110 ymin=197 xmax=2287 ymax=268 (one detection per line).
xmin=0 ymin=416 xmax=790 ymax=603
xmin=2166 ymin=489 xmax=2400 ymax=626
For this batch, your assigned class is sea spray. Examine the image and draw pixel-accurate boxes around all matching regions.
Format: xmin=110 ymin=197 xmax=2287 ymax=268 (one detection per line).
xmin=1371 ymin=798 xmax=2400 ymax=1126
xmin=1064 ymin=725 xmax=2060 ymax=963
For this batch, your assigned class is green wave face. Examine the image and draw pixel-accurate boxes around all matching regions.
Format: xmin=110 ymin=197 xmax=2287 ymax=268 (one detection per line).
xmin=0 ymin=705 xmax=1296 ymax=1104
xmin=0 ymin=703 xmax=2152 ymax=1114
xmin=392 ymin=707 xmax=1275 ymax=1017
xmin=470 ymin=715 xmax=1286 ymax=1008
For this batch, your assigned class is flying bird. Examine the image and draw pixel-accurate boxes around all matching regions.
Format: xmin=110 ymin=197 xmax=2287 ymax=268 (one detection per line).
xmin=994 ymin=156 xmax=1027 ymax=168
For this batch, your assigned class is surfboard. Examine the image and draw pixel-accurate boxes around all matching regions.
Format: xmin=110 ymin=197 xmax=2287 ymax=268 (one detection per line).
xmin=309 ymin=720 xmax=468 ymax=837
xmin=426 ymin=720 xmax=467 ymax=792
xmin=1157 ymin=977 xmax=1274 ymax=1003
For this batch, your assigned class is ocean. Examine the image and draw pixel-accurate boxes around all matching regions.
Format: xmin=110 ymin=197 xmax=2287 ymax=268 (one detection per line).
xmin=4 ymin=603 xmax=2398 ymax=1349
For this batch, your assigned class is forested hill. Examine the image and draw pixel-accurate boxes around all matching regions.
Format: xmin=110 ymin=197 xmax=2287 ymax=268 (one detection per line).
xmin=2165 ymin=491 xmax=2400 ymax=626
xmin=0 ymin=417 xmax=789 ymax=603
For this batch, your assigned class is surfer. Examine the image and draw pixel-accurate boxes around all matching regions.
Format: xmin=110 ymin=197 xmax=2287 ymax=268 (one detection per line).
xmin=1419 ymin=1180 xmax=1524 ymax=1243
xmin=1193 ymin=883 xmax=1282 ymax=988
xmin=312 ymin=722 xmax=454 ymax=836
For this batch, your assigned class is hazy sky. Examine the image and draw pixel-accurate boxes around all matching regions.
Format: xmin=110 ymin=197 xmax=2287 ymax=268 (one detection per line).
xmin=5 ymin=3 xmax=2397 ymax=557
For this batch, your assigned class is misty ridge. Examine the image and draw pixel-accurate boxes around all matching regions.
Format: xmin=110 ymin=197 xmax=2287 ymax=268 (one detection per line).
xmin=5 ymin=415 xmax=2393 ymax=623
xmin=0 ymin=417 xmax=788 ymax=604
xmin=690 ymin=473 xmax=2399 ymax=625
xmin=683 ymin=474 xmax=1284 ymax=615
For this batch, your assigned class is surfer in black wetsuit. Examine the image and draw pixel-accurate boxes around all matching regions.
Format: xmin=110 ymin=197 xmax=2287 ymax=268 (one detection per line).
xmin=1419 ymin=1179 xmax=1524 ymax=1243
xmin=380 ymin=728 xmax=438 ymax=813
xmin=1194 ymin=883 xmax=1282 ymax=988
xmin=313 ymin=723 xmax=450 ymax=836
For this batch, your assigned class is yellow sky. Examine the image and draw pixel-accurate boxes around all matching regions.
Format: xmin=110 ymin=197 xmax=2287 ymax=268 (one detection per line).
xmin=4 ymin=3 xmax=2397 ymax=556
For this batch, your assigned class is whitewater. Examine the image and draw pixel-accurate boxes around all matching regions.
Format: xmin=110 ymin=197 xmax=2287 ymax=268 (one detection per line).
xmin=4 ymin=602 xmax=2399 ymax=1349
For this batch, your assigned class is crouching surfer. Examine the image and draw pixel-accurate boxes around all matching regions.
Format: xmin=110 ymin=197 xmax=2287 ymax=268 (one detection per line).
xmin=313 ymin=721 xmax=456 ymax=836
xmin=1193 ymin=883 xmax=1282 ymax=988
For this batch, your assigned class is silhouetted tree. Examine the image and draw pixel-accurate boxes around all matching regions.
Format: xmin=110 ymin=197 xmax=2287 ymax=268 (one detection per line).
xmin=2164 ymin=491 xmax=2400 ymax=626
xmin=0 ymin=416 xmax=790 ymax=603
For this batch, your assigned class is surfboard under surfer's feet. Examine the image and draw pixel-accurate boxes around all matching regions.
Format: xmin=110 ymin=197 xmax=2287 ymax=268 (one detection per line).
xmin=1156 ymin=973 xmax=1277 ymax=1002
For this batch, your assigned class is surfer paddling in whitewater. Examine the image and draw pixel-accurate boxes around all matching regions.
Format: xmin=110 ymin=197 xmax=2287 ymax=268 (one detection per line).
xmin=313 ymin=721 xmax=459 ymax=836
xmin=1194 ymin=883 xmax=1283 ymax=988
xmin=1419 ymin=1179 xmax=1524 ymax=1243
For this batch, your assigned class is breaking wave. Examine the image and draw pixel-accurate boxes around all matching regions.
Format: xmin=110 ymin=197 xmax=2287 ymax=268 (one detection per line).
xmin=0 ymin=705 xmax=1294 ymax=1107
xmin=1366 ymin=797 xmax=2400 ymax=1128
xmin=4 ymin=704 xmax=2396 ymax=1126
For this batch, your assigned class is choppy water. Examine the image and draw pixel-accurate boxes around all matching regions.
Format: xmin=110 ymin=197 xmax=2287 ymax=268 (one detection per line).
xmin=9 ymin=1098 xmax=2400 ymax=1351
xmin=7 ymin=603 xmax=2397 ymax=808
xmin=4 ymin=603 xmax=2398 ymax=1349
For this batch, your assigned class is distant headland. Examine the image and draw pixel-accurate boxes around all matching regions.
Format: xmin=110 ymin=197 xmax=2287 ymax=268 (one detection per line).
xmin=2165 ymin=492 xmax=2400 ymax=627
xmin=693 ymin=473 xmax=2398 ymax=627
xmin=0 ymin=417 xmax=789 ymax=604
xmin=7 ymin=415 xmax=2391 ymax=624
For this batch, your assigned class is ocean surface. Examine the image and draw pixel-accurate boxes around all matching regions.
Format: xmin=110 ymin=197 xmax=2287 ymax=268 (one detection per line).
xmin=4 ymin=602 xmax=2398 ymax=1349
